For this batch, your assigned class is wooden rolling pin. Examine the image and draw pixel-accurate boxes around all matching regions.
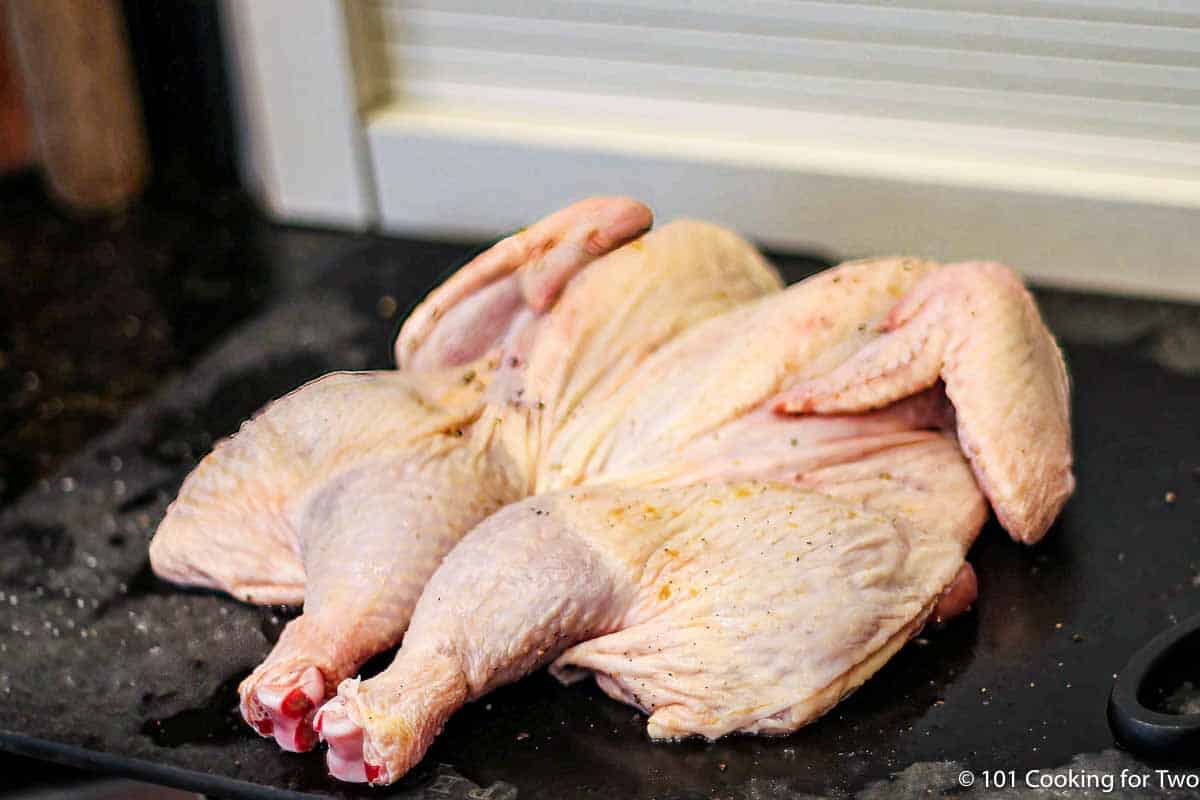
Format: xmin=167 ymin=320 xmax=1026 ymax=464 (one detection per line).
xmin=6 ymin=0 xmax=149 ymax=213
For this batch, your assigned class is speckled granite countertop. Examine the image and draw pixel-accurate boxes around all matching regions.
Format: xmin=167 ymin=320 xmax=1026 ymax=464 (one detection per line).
xmin=0 ymin=172 xmax=372 ymax=510
xmin=3 ymin=173 xmax=1200 ymax=798
xmin=0 ymin=172 xmax=400 ymax=795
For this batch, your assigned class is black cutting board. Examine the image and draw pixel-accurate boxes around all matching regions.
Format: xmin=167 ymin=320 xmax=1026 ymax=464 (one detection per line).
xmin=2 ymin=240 xmax=1199 ymax=799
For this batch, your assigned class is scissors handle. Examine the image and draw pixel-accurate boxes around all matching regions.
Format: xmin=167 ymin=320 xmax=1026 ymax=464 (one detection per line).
xmin=1109 ymin=612 xmax=1200 ymax=760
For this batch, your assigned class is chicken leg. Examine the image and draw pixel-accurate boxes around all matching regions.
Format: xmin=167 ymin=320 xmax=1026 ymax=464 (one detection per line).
xmin=149 ymin=369 xmax=515 ymax=750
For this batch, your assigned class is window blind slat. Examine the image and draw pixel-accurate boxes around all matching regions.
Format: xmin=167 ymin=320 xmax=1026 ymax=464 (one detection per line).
xmin=779 ymin=0 xmax=1200 ymax=26
xmin=381 ymin=7 xmax=1200 ymax=100
xmin=389 ymin=0 xmax=1200 ymax=55
xmin=386 ymin=44 xmax=1200 ymax=144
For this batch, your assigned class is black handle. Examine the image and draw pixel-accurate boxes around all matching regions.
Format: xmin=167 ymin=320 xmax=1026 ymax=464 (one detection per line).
xmin=1109 ymin=612 xmax=1200 ymax=760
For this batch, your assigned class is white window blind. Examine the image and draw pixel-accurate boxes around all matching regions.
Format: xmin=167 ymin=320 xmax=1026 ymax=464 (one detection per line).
xmin=365 ymin=0 xmax=1200 ymax=183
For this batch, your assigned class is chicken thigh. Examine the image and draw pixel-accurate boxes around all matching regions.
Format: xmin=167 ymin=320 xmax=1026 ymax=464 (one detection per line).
xmin=149 ymin=368 xmax=516 ymax=751
xmin=317 ymin=254 xmax=1072 ymax=783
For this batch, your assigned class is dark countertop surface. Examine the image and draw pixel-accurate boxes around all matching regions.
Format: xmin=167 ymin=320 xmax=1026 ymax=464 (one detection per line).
xmin=0 ymin=172 xmax=371 ymax=509
xmin=0 ymin=171 xmax=386 ymax=796
xmin=3 ymin=173 xmax=1200 ymax=798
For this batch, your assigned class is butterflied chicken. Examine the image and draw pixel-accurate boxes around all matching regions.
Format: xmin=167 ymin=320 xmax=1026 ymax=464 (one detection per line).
xmin=149 ymin=197 xmax=1073 ymax=786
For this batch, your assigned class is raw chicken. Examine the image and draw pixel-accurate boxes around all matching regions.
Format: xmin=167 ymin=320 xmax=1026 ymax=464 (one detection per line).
xmin=315 ymin=243 xmax=1072 ymax=782
xmin=149 ymin=198 xmax=780 ymax=750
xmin=149 ymin=196 xmax=1073 ymax=785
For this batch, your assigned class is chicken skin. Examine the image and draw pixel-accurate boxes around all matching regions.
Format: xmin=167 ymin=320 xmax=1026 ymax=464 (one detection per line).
xmin=148 ymin=368 xmax=515 ymax=751
xmin=149 ymin=196 xmax=1073 ymax=785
